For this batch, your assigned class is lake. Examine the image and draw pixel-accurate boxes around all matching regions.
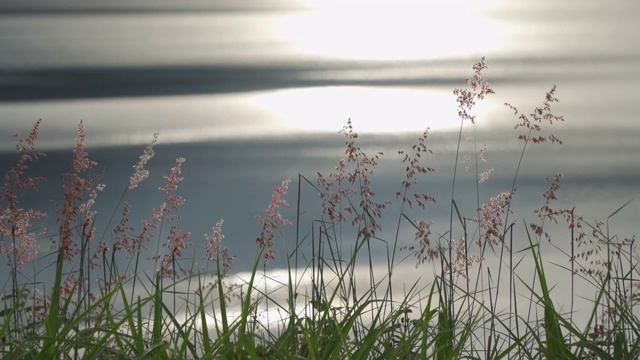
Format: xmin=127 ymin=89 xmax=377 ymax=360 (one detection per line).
xmin=0 ymin=0 xmax=639 ymax=323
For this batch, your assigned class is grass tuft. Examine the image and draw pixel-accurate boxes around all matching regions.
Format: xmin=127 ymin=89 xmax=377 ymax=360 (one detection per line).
xmin=0 ymin=58 xmax=638 ymax=359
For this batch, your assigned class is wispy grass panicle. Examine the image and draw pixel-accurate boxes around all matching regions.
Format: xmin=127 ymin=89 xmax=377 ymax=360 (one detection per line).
xmin=344 ymin=120 xmax=390 ymax=239
xmin=0 ymin=195 xmax=45 ymax=273
xmin=507 ymin=85 xmax=564 ymax=145
xmin=14 ymin=118 xmax=43 ymax=152
xmin=319 ymin=119 xmax=391 ymax=240
xmin=71 ymin=120 xmax=97 ymax=173
xmin=444 ymin=237 xmax=482 ymax=279
xmin=158 ymin=157 xmax=191 ymax=278
xmin=397 ymin=128 xmax=436 ymax=210
xmin=8 ymin=119 xmax=46 ymax=190
xmin=530 ymin=174 xmax=563 ymax=242
xmin=453 ymin=56 xmax=494 ymax=124
xmin=256 ymin=179 xmax=292 ymax=262
xmin=129 ymin=132 xmax=158 ymax=190
xmin=446 ymin=58 xmax=496 ymax=324
xmin=394 ymin=128 xmax=436 ymax=301
xmin=474 ymin=191 xmax=515 ymax=248
xmin=476 ymin=143 xmax=493 ymax=184
xmin=404 ymin=219 xmax=438 ymax=266
xmin=160 ymin=157 xmax=186 ymax=220
xmin=1 ymin=119 xmax=47 ymax=273
xmin=57 ymin=120 xmax=99 ymax=259
xmin=112 ymin=202 xmax=136 ymax=255
xmin=317 ymin=158 xmax=351 ymax=224
xmin=160 ymin=225 xmax=191 ymax=278
xmin=205 ymin=219 xmax=236 ymax=276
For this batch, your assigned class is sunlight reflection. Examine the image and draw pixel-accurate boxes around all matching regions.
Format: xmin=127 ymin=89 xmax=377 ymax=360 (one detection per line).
xmin=248 ymin=86 xmax=465 ymax=133
xmin=279 ymin=0 xmax=506 ymax=61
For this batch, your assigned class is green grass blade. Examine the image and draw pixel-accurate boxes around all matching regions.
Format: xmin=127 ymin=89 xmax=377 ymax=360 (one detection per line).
xmin=36 ymin=248 xmax=65 ymax=359
xmin=151 ymin=273 xmax=169 ymax=360
xmin=524 ymin=223 xmax=571 ymax=359
xmin=198 ymin=279 xmax=212 ymax=355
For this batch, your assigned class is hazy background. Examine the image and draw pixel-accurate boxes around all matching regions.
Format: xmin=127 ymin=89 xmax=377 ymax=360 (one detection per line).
xmin=1 ymin=0 xmax=639 ymax=312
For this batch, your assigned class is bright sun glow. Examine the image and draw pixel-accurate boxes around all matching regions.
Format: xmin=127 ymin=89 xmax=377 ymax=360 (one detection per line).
xmin=248 ymin=86 xmax=467 ymax=133
xmin=278 ymin=0 xmax=506 ymax=61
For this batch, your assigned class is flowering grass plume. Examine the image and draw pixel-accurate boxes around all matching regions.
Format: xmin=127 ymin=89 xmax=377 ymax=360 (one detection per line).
xmin=473 ymin=191 xmax=514 ymax=248
xmin=507 ymin=85 xmax=564 ymax=144
xmin=396 ymin=129 xmax=438 ymax=267
xmin=129 ymin=132 xmax=159 ymax=189
xmin=256 ymin=179 xmax=292 ymax=262
xmin=444 ymin=236 xmax=482 ymax=279
xmin=317 ymin=119 xmax=390 ymax=240
xmin=205 ymin=219 xmax=236 ymax=277
xmin=158 ymin=157 xmax=191 ymax=278
xmin=403 ymin=219 xmax=438 ymax=266
xmin=57 ymin=120 xmax=100 ymax=260
xmin=530 ymin=173 xmax=563 ymax=242
xmin=453 ymin=56 xmax=494 ymax=124
xmin=397 ymin=128 xmax=436 ymax=210
xmin=0 ymin=119 xmax=46 ymax=272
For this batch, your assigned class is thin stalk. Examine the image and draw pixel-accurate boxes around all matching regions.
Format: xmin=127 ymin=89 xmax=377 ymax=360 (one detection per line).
xmin=448 ymin=116 xmax=466 ymax=328
xmin=509 ymin=225 xmax=514 ymax=359
xmin=355 ymin=157 xmax=379 ymax=312
xmin=295 ymin=174 xmax=301 ymax=299
xmin=130 ymin=244 xmax=142 ymax=301
xmin=493 ymin=239 xmax=506 ymax=317
xmin=292 ymin=173 xmax=303 ymax=349
xmin=322 ymin=221 xmax=347 ymax=309
xmin=263 ymin=262 xmax=270 ymax=340
xmin=463 ymin=218 xmax=474 ymax=355
xmin=607 ymin=218 xmax=612 ymax=326
xmin=365 ymin=235 xmax=377 ymax=325
xmin=512 ymin=251 xmax=521 ymax=358
xmin=472 ymin=119 xmax=482 ymax=357
xmin=311 ymin=222 xmax=317 ymax=324
xmin=9 ymin=229 xmax=20 ymax=333
xmin=570 ymin=208 xmax=575 ymax=331
xmin=525 ymin=263 xmax=537 ymax=333
xmin=390 ymin=186 xmax=408 ymax=312
xmin=172 ymin=256 xmax=176 ymax=316
xmin=39 ymin=245 xmax=65 ymax=359
xmin=502 ymin=125 xmax=536 ymax=237
xmin=487 ymin=267 xmax=494 ymax=360
xmin=76 ymin=221 xmax=89 ymax=322
xmin=630 ymin=239 xmax=635 ymax=342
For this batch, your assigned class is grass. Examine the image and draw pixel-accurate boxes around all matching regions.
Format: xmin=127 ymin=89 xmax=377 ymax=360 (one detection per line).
xmin=1 ymin=58 xmax=638 ymax=359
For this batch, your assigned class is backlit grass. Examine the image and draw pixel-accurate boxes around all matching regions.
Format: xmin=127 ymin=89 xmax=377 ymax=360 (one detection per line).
xmin=1 ymin=58 xmax=638 ymax=359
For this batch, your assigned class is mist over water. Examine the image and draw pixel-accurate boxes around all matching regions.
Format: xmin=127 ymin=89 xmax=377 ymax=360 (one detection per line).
xmin=0 ymin=0 xmax=639 ymax=307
